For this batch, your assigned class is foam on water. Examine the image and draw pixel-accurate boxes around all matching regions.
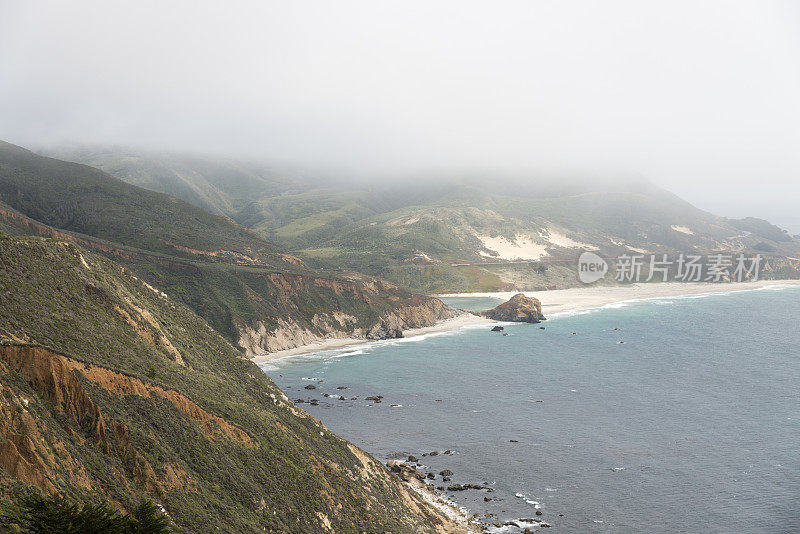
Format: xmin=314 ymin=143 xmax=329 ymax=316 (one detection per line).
xmin=265 ymin=285 xmax=800 ymax=373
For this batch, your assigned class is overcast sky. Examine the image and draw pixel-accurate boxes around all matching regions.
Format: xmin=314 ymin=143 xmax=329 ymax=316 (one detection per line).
xmin=1 ymin=1 xmax=799 ymax=230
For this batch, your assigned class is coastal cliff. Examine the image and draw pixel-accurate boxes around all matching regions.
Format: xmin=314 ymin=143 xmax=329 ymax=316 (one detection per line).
xmin=479 ymin=293 xmax=545 ymax=323
xmin=0 ymin=197 xmax=459 ymax=358
xmin=237 ymin=287 xmax=458 ymax=356
xmin=0 ymin=143 xmax=462 ymax=365
xmin=0 ymin=234 xmax=466 ymax=533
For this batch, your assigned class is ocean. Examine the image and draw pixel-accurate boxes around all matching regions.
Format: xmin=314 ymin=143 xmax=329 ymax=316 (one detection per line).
xmin=260 ymin=285 xmax=800 ymax=533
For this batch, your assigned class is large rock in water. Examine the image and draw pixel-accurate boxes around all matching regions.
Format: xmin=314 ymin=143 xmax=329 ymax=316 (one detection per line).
xmin=480 ymin=293 xmax=545 ymax=323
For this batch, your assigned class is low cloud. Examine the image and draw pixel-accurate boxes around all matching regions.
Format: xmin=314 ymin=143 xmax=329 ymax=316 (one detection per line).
xmin=1 ymin=1 xmax=799 ymax=229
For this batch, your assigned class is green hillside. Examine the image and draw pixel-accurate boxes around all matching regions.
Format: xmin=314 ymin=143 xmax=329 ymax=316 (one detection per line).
xmin=0 ymin=141 xmax=295 ymax=269
xmin=49 ymin=147 xmax=800 ymax=292
xmin=0 ymin=142 xmax=453 ymax=355
xmin=0 ymin=233 xmax=457 ymax=533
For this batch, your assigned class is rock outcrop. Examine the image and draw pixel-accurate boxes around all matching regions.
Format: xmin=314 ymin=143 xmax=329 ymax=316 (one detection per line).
xmin=365 ymin=299 xmax=458 ymax=340
xmin=479 ymin=293 xmax=545 ymax=323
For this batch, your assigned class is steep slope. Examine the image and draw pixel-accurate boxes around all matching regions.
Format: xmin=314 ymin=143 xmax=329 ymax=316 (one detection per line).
xmin=0 ymin=141 xmax=296 ymax=269
xmin=0 ymin=233 xmax=464 ymax=533
xmin=51 ymin=146 xmax=800 ymax=292
xmin=0 ymin=142 xmax=456 ymax=355
xmin=44 ymin=145 xmax=309 ymax=218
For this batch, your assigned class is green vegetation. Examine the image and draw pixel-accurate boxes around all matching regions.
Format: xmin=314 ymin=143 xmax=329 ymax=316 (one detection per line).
xmin=0 ymin=141 xmax=441 ymax=352
xmin=0 ymin=141 xmax=291 ymax=269
xmin=0 ymin=234 xmax=450 ymax=533
xmin=1 ymin=492 xmax=171 ymax=534
xmin=48 ymin=146 xmax=800 ymax=292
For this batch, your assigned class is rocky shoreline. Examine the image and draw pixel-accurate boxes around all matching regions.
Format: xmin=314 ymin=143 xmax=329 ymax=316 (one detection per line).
xmin=251 ymin=293 xmax=549 ymax=363
xmin=242 ymin=296 xmax=459 ymax=358
xmin=285 ymin=369 xmax=555 ymax=533
xmin=386 ymin=458 xmax=551 ymax=533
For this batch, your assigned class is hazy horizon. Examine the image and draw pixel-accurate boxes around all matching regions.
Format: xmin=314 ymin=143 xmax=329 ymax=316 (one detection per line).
xmin=2 ymin=1 xmax=799 ymax=230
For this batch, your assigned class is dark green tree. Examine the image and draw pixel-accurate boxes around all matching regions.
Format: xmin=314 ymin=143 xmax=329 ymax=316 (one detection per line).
xmin=129 ymin=500 xmax=172 ymax=534
xmin=1 ymin=492 xmax=172 ymax=534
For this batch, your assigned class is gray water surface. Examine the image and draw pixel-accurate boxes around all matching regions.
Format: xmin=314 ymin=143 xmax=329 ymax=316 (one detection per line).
xmin=263 ymin=285 xmax=800 ymax=533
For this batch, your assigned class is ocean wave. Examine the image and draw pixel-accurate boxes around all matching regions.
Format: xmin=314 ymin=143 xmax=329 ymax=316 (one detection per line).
xmin=268 ymin=320 xmax=518 ymax=368
xmin=485 ymin=520 xmax=543 ymax=534
xmin=329 ymin=349 xmax=365 ymax=358
xmin=753 ymin=283 xmax=800 ymax=292
xmin=514 ymin=493 xmax=542 ymax=509
xmin=547 ymin=308 xmax=599 ymax=319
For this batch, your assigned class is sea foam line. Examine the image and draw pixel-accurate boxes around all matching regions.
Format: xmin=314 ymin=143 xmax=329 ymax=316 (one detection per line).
xmin=259 ymin=318 xmax=513 ymax=370
xmin=260 ymin=283 xmax=800 ymax=369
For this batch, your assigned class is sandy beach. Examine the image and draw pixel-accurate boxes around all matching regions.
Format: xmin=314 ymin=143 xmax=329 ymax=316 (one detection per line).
xmin=437 ymin=279 xmax=800 ymax=316
xmin=253 ymin=280 xmax=800 ymax=364
xmin=251 ymin=313 xmax=492 ymax=364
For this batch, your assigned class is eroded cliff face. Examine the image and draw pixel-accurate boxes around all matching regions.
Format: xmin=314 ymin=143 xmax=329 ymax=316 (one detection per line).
xmin=0 ymin=344 xmax=249 ymax=497
xmin=364 ymin=298 xmax=458 ymax=339
xmin=236 ymin=276 xmax=459 ymax=356
xmin=0 ymin=343 xmax=464 ymax=533
xmin=0 ymin=228 xmax=467 ymax=532
xmin=1 ymin=205 xmax=461 ymax=360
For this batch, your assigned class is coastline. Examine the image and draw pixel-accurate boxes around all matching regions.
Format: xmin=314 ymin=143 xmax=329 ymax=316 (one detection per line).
xmin=407 ymin=480 xmax=484 ymax=534
xmin=437 ymin=279 xmax=800 ymax=315
xmin=253 ymin=280 xmax=800 ymax=364
xmin=251 ymin=313 xmax=492 ymax=364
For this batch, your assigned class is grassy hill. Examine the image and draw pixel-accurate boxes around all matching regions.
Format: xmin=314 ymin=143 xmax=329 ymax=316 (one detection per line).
xmin=0 ymin=141 xmax=300 ymax=269
xmin=0 ymin=142 xmax=454 ymax=355
xmin=0 ymin=233 xmax=460 ymax=533
xmin=50 ymin=146 xmax=800 ymax=292
xmin=44 ymin=145 xmax=310 ymax=218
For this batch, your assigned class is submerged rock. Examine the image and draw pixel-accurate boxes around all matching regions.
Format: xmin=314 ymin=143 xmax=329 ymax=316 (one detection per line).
xmin=478 ymin=293 xmax=545 ymax=323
